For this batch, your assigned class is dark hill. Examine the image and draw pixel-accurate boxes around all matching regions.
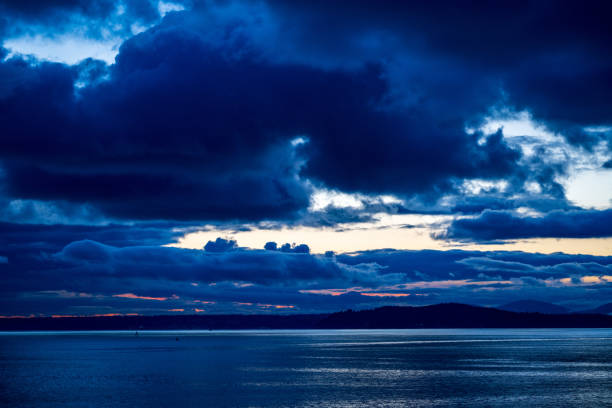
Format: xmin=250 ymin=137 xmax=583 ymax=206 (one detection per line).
xmin=577 ymin=303 xmax=612 ymax=315
xmin=316 ymin=303 xmax=612 ymax=329
xmin=0 ymin=313 xmax=325 ymax=331
xmin=498 ymin=300 xmax=569 ymax=314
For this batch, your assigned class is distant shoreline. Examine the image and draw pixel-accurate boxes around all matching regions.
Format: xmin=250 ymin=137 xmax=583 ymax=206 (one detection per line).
xmin=2 ymin=303 xmax=612 ymax=331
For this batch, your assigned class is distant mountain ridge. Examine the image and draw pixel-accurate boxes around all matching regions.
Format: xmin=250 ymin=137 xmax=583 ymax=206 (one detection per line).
xmin=498 ymin=300 xmax=569 ymax=314
xmin=316 ymin=303 xmax=612 ymax=329
xmin=2 ymin=303 xmax=612 ymax=331
xmin=577 ymin=303 xmax=612 ymax=315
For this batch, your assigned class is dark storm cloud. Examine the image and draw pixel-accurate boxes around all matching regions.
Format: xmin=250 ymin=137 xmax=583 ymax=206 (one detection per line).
xmin=0 ymin=4 xmax=527 ymax=223
xmin=264 ymin=0 xmax=610 ymax=63
xmin=0 ymin=35 xmax=312 ymax=221
xmin=441 ymin=209 xmax=612 ymax=242
xmin=0 ymin=0 xmax=164 ymax=40
xmin=449 ymin=194 xmax=578 ymax=216
xmin=0 ymin=222 xmax=184 ymax=261
xmin=1 ymin=1 xmax=610 ymax=225
xmin=0 ymin=0 xmax=118 ymax=17
xmin=265 ymin=0 xmax=612 ymax=147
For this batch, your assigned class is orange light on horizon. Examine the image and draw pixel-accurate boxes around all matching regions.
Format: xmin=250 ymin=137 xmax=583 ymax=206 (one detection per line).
xmin=113 ymin=293 xmax=168 ymax=301
xmin=299 ymin=289 xmax=348 ymax=296
xmin=360 ymin=292 xmax=411 ymax=297
xmin=258 ymin=304 xmax=295 ymax=309
xmin=231 ymin=302 xmax=295 ymax=309
xmin=52 ymin=313 xmax=140 ymax=318
xmin=300 ymin=279 xmax=516 ymax=297
xmin=2 ymin=313 xmax=140 ymax=318
xmin=559 ymin=275 xmax=612 ymax=286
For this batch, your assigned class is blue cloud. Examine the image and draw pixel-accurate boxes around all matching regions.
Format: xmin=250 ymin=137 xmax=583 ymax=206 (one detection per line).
xmin=0 ymin=0 xmax=165 ymax=42
xmin=204 ymin=237 xmax=237 ymax=252
xmin=1 ymin=227 xmax=611 ymax=315
xmin=1 ymin=1 xmax=609 ymax=226
xmin=264 ymin=1 xmax=612 ymax=148
xmin=0 ymin=7 xmax=526 ymax=223
xmin=265 ymin=242 xmax=310 ymax=254
xmin=441 ymin=209 xmax=612 ymax=241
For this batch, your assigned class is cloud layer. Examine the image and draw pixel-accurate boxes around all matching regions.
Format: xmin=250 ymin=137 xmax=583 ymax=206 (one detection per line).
xmin=1 ymin=224 xmax=611 ymax=316
xmin=1 ymin=1 xmax=612 ymax=315
xmin=443 ymin=209 xmax=612 ymax=242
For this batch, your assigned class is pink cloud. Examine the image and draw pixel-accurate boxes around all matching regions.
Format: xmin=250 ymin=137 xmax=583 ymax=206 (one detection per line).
xmin=113 ymin=293 xmax=168 ymax=301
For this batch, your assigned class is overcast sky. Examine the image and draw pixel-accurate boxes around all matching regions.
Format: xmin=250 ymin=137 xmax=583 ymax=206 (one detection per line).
xmin=1 ymin=0 xmax=611 ymax=316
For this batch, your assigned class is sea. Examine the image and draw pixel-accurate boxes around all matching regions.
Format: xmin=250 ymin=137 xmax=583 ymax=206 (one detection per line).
xmin=1 ymin=329 xmax=611 ymax=407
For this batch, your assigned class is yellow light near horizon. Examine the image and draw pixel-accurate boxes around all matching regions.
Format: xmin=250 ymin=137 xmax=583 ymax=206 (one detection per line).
xmin=170 ymin=219 xmax=612 ymax=256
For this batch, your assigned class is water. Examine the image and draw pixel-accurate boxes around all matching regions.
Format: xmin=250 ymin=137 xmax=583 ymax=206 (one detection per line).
xmin=1 ymin=329 xmax=611 ymax=407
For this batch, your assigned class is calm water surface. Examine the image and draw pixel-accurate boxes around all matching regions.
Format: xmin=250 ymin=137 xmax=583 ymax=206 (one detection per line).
xmin=1 ymin=329 xmax=611 ymax=407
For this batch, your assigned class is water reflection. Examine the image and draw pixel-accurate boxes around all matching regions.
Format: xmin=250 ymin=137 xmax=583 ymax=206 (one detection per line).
xmin=1 ymin=329 xmax=611 ymax=407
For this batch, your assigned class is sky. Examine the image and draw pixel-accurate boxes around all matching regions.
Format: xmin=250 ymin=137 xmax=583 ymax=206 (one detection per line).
xmin=0 ymin=0 xmax=611 ymax=317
